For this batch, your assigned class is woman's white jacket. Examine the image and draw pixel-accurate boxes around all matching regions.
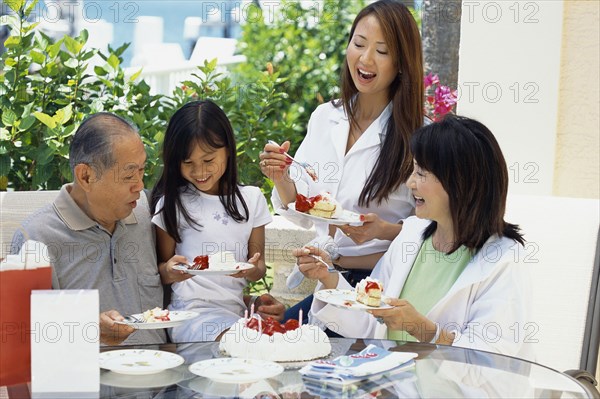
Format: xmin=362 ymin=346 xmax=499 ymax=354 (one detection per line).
xmin=311 ymin=216 xmax=535 ymax=361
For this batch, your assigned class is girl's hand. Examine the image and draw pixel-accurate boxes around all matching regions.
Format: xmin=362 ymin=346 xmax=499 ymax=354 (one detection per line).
xmin=369 ymin=298 xmax=437 ymax=342
xmin=338 ymin=213 xmax=402 ymax=243
xmin=230 ymin=252 xmax=261 ymax=279
xmin=161 ymin=255 xmax=194 ymax=284
xmin=259 ymin=140 xmax=292 ymax=183
xmin=292 ymin=246 xmax=338 ymax=288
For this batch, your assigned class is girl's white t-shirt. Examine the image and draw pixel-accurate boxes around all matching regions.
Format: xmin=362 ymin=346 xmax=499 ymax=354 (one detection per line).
xmin=152 ymin=184 xmax=272 ymax=341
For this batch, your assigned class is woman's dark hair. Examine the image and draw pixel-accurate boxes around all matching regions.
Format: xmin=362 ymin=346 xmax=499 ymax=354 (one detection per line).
xmin=151 ymin=100 xmax=249 ymax=243
xmin=410 ymin=115 xmax=524 ymax=252
xmin=336 ymin=0 xmax=424 ymax=206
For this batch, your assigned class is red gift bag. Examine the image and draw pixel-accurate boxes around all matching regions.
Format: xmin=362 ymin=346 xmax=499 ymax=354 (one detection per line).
xmin=0 ymin=266 xmax=52 ymax=387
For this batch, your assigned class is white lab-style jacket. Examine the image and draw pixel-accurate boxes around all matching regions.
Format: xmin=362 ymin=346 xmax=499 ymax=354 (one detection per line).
xmin=311 ymin=217 xmax=535 ymax=361
xmin=272 ymin=101 xmax=414 ymax=258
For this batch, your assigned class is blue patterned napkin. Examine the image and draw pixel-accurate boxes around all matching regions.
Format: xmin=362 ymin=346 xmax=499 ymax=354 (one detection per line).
xmin=299 ymin=344 xmax=417 ymax=384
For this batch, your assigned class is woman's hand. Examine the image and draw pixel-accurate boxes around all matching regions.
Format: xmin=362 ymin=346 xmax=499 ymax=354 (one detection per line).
xmin=159 ymin=255 xmax=194 ymax=284
xmin=259 ymin=140 xmax=292 ymax=183
xmin=255 ymin=293 xmax=286 ymax=322
xmin=369 ymin=298 xmax=438 ymax=343
xmin=291 ymin=246 xmax=339 ymax=288
xmin=338 ymin=213 xmax=403 ymax=243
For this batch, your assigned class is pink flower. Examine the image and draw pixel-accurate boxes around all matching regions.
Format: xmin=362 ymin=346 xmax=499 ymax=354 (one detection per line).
xmin=424 ymin=73 xmax=440 ymax=89
xmin=424 ymin=73 xmax=458 ymax=121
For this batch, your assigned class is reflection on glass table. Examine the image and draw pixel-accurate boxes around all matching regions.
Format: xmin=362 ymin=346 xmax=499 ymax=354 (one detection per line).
xmin=2 ymin=339 xmax=592 ymax=399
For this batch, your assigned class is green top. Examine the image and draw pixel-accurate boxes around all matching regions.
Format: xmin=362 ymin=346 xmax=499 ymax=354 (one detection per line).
xmin=387 ymin=236 xmax=472 ymax=342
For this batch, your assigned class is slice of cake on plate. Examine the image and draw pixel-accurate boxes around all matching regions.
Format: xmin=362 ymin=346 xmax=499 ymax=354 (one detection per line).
xmin=295 ymin=192 xmax=343 ymax=219
xmin=355 ymin=277 xmax=384 ymax=307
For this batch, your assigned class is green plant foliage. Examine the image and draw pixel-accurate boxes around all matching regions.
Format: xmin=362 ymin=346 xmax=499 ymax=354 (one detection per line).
xmin=232 ymin=0 xmax=365 ymax=155
xmin=0 ymin=0 xmax=172 ymax=190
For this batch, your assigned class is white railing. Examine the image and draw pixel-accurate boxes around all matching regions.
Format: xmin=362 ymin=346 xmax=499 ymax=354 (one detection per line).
xmin=123 ymin=55 xmax=246 ymax=96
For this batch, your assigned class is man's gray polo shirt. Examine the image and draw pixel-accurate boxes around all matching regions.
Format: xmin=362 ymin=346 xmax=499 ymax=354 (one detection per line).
xmin=11 ymin=184 xmax=166 ymax=344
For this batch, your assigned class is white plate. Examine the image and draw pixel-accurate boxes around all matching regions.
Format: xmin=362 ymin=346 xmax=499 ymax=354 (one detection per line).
xmin=287 ymin=202 xmax=363 ymax=226
xmin=314 ymin=289 xmax=392 ymax=311
xmin=101 ymin=368 xmax=185 ymax=388
xmin=189 ymin=358 xmax=284 ymax=384
xmin=173 ymin=262 xmax=254 ymax=276
xmin=115 ymin=310 xmax=198 ymax=329
xmin=99 ymin=349 xmax=184 ymax=375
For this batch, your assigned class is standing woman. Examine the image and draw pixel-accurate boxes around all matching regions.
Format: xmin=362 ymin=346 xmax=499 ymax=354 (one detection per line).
xmin=260 ymin=0 xmax=423 ymax=288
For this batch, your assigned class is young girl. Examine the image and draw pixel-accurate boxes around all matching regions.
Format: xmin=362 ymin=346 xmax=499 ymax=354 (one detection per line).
xmin=151 ymin=100 xmax=273 ymax=342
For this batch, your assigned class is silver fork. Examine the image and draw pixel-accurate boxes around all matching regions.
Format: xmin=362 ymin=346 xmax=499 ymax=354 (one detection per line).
xmin=124 ymin=315 xmax=145 ymax=323
xmin=267 ymin=140 xmax=318 ymax=181
xmin=309 ymin=254 xmax=339 ymax=274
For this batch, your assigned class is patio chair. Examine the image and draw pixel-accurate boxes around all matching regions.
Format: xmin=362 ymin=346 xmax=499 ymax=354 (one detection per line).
xmin=504 ymin=194 xmax=599 ymax=396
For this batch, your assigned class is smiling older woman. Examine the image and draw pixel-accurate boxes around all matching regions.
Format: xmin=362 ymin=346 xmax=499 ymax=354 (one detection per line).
xmin=294 ymin=115 xmax=534 ymax=361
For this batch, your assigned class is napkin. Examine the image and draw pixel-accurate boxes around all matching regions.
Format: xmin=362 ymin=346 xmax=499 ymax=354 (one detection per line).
xmin=286 ymin=235 xmax=337 ymax=289
xmin=0 ymin=240 xmax=49 ymax=271
xmin=299 ymin=344 xmax=417 ymax=385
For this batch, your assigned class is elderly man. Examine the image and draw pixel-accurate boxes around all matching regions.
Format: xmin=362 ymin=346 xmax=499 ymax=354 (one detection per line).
xmin=11 ymin=113 xmax=168 ymax=345
xmin=12 ymin=113 xmax=285 ymax=345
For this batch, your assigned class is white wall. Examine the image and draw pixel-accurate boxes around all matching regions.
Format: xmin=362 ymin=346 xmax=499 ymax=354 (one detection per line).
xmin=457 ymin=0 xmax=564 ymax=195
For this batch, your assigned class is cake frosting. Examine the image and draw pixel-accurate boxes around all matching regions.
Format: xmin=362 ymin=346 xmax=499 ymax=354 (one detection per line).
xmin=219 ymin=315 xmax=331 ymax=362
xmin=355 ymin=277 xmax=383 ymax=307
xmin=142 ymin=307 xmax=170 ymax=322
xmin=208 ymin=251 xmax=237 ymax=270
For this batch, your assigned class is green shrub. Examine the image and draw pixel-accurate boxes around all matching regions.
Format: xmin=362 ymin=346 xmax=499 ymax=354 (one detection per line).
xmin=1 ymin=0 xmax=375 ymax=196
xmin=232 ymin=0 xmax=365 ymax=153
xmin=0 ymin=0 xmax=171 ymax=190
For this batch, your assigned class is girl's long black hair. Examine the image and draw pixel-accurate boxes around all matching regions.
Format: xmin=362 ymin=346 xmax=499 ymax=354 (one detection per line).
xmin=151 ymin=100 xmax=249 ymax=243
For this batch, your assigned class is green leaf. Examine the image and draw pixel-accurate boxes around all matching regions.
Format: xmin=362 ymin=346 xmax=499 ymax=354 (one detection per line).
xmin=78 ymin=29 xmax=89 ymax=43
xmin=2 ymin=109 xmax=17 ymax=127
xmin=129 ymin=69 xmax=143 ymax=82
xmin=47 ymin=41 xmax=63 ymax=59
xmin=5 ymin=0 xmax=26 ymax=13
xmin=59 ymin=161 xmax=72 ymax=181
xmin=36 ymin=145 xmax=55 ymax=165
xmin=0 ymin=154 xmax=10 ymax=176
xmin=4 ymin=36 xmax=21 ymax=48
xmin=4 ymin=57 xmax=16 ymax=67
xmin=18 ymin=115 xmax=36 ymax=131
xmin=30 ymin=50 xmax=46 ymax=65
xmin=33 ymin=112 xmax=57 ymax=129
xmin=94 ymin=66 xmax=108 ymax=76
xmin=64 ymin=36 xmax=83 ymax=55
xmin=22 ymin=103 xmax=34 ymax=118
xmin=24 ymin=0 xmax=40 ymax=17
xmin=55 ymin=104 xmax=73 ymax=125
xmin=107 ymin=54 xmax=120 ymax=70
xmin=64 ymin=58 xmax=79 ymax=69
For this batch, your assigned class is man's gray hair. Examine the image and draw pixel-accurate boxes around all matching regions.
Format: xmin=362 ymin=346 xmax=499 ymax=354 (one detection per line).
xmin=69 ymin=113 xmax=138 ymax=177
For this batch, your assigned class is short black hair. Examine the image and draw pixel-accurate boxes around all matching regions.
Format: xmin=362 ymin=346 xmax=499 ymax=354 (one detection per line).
xmin=69 ymin=112 xmax=138 ymax=177
xmin=411 ymin=115 xmax=524 ymax=252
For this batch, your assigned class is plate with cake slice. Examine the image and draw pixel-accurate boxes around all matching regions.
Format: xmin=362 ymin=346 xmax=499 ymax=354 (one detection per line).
xmin=314 ymin=288 xmax=392 ymax=311
xmin=287 ymin=193 xmax=362 ymax=226
xmin=173 ymin=251 xmax=255 ymax=276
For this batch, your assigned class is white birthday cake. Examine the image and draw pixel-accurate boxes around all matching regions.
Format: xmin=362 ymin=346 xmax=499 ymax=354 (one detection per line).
xmin=219 ymin=315 xmax=331 ymax=362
